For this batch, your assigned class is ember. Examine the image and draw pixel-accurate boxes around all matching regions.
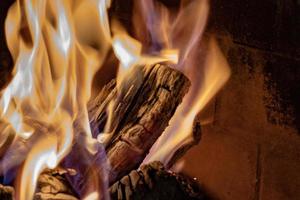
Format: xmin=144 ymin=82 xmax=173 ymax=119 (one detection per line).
xmin=0 ymin=0 xmax=230 ymax=199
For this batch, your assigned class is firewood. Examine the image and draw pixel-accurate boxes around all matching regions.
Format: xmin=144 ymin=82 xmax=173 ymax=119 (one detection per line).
xmin=31 ymin=161 xmax=208 ymax=200
xmin=88 ymin=63 xmax=191 ymax=184
xmin=34 ymin=169 xmax=77 ymax=199
xmin=110 ymin=161 xmax=207 ymax=200
xmin=0 ymin=184 xmax=14 ymax=200
xmin=0 ymin=173 xmax=80 ymax=200
xmin=1 ymin=64 xmax=194 ymax=199
xmin=61 ymin=63 xmax=190 ymax=197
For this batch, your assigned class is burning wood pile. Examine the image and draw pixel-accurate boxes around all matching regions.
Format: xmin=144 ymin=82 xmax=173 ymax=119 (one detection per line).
xmin=0 ymin=0 xmax=230 ymax=199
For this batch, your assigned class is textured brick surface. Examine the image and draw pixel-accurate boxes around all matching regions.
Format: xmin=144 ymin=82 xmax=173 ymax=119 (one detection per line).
xmin=181 ymin=125 xmax=258 ymax=200
xmin=180 ymin=2 xmax=300 ymax=198
xmin=181 ymin=37 xmax=300 ymax=199
xmin=209 ymin=0 xmax=300 ymax=57
xmin=260 ymin=134 xmax=300 ymax=200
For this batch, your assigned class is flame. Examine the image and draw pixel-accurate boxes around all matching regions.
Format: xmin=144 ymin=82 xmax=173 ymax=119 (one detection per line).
xmin=1 ymin=0 xmax=113 ymax=199
xmin=144 ymin=38 xmax=231 ymax=164
xmin=132 ymin=0 xmax=231 ymax=165
xmin=0 ymin=0 xmax=230 ymax=198
xmin=83 ymin=191 xmax=99 ymax=200
xmin=1 ymin=0 xmax=178 ymax=198
xmin=111 ymin=20 xmax=178 ymax=87
xmin=102 ymin=18 xmax=179 ymax=137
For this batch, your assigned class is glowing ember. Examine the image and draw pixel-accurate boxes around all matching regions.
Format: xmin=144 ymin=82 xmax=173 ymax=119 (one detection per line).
xmin=0 ymin=0 xmax=230 ymax=199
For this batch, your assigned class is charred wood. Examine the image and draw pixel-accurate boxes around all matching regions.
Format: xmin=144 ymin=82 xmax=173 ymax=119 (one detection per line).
xmin=110 ymin=161 xmax=207 ymax=200
xmin=88 ymin=63 xmax=190 ymax=184
xmin=0 ymin=184 xmax=14 ymax=200
xmin=34 ymin=169 xmax=78 ymax=200
xmin=35 ymin=161 xmax=207 ymax=200
xmin=1 ymin=161 xmax=208 ymax=200
xmin=0 ymin=64 xmax=197 ymax=199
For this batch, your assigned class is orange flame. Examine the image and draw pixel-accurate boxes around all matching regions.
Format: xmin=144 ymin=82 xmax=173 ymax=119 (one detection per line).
xmin=1 ymin=0 xmax=112 ymax=199
xmin=0 ymin=0 xmax=230 ymax=198
xmin=133 ymin=0 xmax=231 ymax=165
xmin=144 ymin=38 xmax=231 ymax=164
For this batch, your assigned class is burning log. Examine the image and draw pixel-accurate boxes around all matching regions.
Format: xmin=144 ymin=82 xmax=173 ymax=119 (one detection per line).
xmin=1 ymin=161 xmax=208 ymax=200
xmin=88 ymin=63 xmax=190 ymax=184
xmin=0 ymin=184 xmax=14 ymax=200
xmin=39 ymin=63 xmax=196 ymax=199
xmin=0 ymin=0 xmax=231 ymax=198
xmin=0 ymin=62 xmax=202 ymax=199
xmin=109 ymin=161 xmax=207 ymax=200
xmin=34 ymin=169 xmax=78 ymax=200
xmin=32 ymin=161 xmax=205 ymax=200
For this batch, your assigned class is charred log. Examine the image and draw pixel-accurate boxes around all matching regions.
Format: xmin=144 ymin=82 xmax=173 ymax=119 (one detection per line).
xmin=110 ymin=161 xmax=207 ymax=200
xmin=34 ymin=162 xmax=208 ymax=200
xmin=0 ymin=64 xmax=200 ymax=199
xmin=0 ymin=184 xmax=14 ymax=200
xmin=34 ymin=169 xmax=78 ymax=200
xmin=89 ymin=63 xmax=190 ymax=184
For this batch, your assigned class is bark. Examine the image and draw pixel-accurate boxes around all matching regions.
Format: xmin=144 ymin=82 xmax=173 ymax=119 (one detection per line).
xmin=0 ymin=184 xmax=14 ymax=200
xmin=110 ymin=161 xmax=207 ymax=200
xmin=34 ymin=169 xmax=78 ymax=200
xmin=0 ymin=161 xmax=207 ymax=200
xmin=88 ymin=63 xmax=190 ymax=184
xmin=0 ymin=64 xmax=200 ymax=199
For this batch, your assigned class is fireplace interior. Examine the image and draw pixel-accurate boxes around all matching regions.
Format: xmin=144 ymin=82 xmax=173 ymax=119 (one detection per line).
xmin=0 ymin=0 xmax=300 ymax=200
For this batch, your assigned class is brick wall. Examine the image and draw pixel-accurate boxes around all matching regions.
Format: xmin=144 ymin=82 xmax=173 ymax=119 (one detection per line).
xmin=180 ymin=1 xmax=300 ymax=199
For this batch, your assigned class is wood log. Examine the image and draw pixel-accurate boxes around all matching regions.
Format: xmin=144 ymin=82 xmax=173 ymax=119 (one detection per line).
xmin=0 ymin=2 xmax=201 ymax=199
xmin=110 ymin=161 xmax=207 ymax=200
xmin=0 ymin=184 xmax=14 ymax=200
xmin=38 ymin=161 xmax=206 ymax=200
xmin=34 ymin=169 xmax=78 ymax=200
xmin=0 ymin=63 xmax=197 ymax=197
xmin=88 ymin=63 xmax=190 ymax=184
xmin=58 ymin=63 xmax=190 ymax=197
xmin=0 ymin=161 xmax=207 ymax=200
xmin=0 ymin=63 xmax=204 ymax=199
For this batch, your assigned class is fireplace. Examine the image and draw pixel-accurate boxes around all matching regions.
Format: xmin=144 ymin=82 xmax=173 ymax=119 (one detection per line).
xmin=0 ymin=0 xmax=299 ymax=200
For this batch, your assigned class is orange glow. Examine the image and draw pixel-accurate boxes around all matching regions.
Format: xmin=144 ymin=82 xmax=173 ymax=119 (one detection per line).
xmin=1 ymin=0 xmax=113 ymax=199
xmin=144 ymin=38 xmax=231 ymax=164
xmin=135 ymin=0 xmax=231 ymax=165
xmin=0 ymin=0 xmax=230 ymax=198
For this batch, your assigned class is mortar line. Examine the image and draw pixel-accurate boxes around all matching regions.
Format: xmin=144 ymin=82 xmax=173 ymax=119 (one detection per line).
xmin=254 ymin=144 xmax=262 ymax=200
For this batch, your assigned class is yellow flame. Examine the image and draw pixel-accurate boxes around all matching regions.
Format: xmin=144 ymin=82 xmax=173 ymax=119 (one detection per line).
xmin=103 ymin=19 xmax=179 ymax=136
xmin=135 ymin=0 xmax=231 ymax=165
xmin=1 ymin=0 xmax=230 ymax=198
xmin=83 ymin=191 xmax=99 ymax=200
xmin=144 ymin=38 xmax=231 ymax=164
xmin=111 ymin=20 xmax=178 ymax=87
xmin=1 ymin=0 xmax=113 ymax=199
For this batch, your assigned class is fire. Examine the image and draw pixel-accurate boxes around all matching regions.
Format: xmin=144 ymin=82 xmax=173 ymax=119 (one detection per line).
xmin=131 ymin=0 xmax=231 ymax=164
xmin=0 ymin=0 xmax=230 ymax=199
xmin=144 ymin=38 xmax=231 ymax=164
xmin=1 ymin=0 xmax=112 ymax=199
